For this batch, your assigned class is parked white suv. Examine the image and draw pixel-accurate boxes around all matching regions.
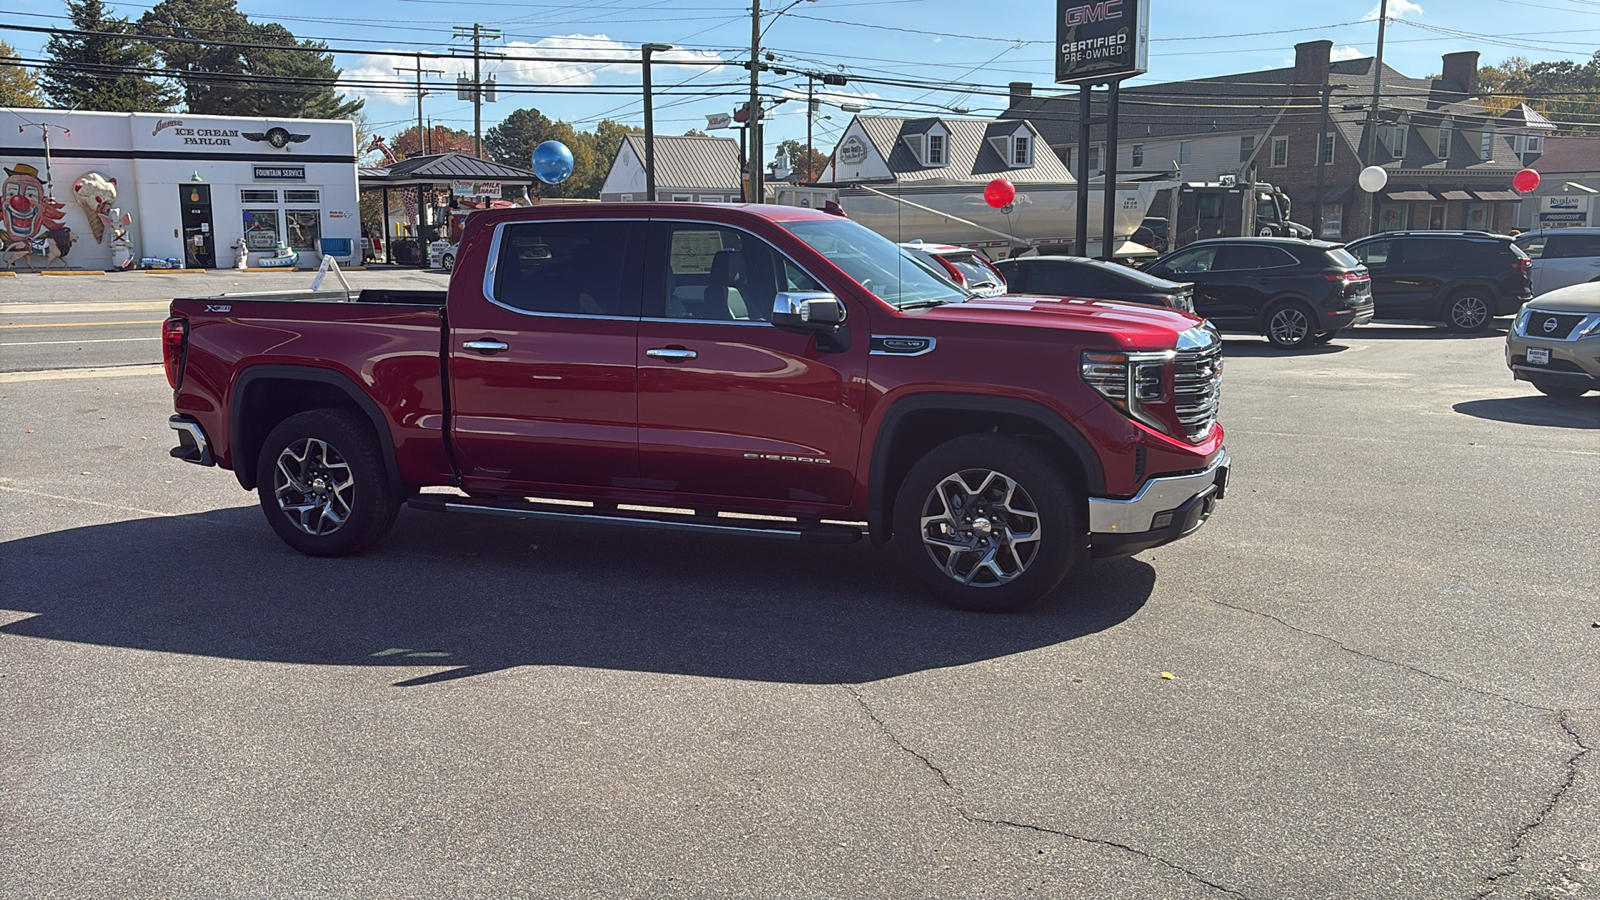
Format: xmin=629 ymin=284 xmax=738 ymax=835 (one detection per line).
xmin=1513 ymin=228 xmax=1600 ymax=296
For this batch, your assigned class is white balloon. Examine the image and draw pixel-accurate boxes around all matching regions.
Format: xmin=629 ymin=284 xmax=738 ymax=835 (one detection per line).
xmin=1358 ymin=165 xmax=1389 ymax=193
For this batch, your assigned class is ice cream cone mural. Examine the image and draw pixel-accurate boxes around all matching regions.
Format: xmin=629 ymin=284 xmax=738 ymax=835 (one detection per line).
xmin=2 ymin=163 xmax=66 ymax=242
xmin=72 ymin=172 xmax=118 ymax=243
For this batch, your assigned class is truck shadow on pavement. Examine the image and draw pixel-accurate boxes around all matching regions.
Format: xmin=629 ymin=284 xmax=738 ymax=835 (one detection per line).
xmin=1 ymin=507 xmax=1156 ymax=687
xmin=1453 ymin=395 xmax=1600 ymax=429
xmin=1219 ymin=338 xmax=1348 ymax=358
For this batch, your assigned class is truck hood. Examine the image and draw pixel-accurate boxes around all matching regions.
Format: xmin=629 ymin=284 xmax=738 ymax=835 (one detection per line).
xmin=912 ymin=294 xmax=1205 ymax=349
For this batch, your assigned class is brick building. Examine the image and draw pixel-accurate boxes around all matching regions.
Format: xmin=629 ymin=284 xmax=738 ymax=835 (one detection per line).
xmin=1003 ymin=42 xmax=1529 ymax=241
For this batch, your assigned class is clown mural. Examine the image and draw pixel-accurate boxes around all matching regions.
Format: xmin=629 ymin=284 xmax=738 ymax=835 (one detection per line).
xmin=2 ymin=163 xmax=67 ymax=244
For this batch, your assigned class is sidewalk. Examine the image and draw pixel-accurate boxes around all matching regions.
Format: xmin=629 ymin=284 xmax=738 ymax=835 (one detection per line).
xmin=0 ymin=267 xmax=449 ymax=305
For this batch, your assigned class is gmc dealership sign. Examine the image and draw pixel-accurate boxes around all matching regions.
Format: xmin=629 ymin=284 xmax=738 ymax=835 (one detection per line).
xmin=1056 ymin=0 xmax=1150 ymax=84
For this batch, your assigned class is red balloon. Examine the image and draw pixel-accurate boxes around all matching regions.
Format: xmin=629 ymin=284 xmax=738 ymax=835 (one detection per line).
xmin=984 ymin=177 xmax=1016 ymax=209
xmin=1512 ymin=168 xmax=1540 ymax=193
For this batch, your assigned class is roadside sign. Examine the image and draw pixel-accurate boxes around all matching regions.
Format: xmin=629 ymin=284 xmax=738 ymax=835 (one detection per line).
xmin=706 ymin=113 xmax=732 ymax=130
xmin=1055 ymin=0 xmax=1150 ymax=84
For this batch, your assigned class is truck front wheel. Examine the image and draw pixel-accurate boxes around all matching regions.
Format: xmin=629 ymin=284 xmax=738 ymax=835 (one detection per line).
xmin=892 ymin=434 xmax=1082 ymax=612
xmin=255 ymin=409 xmax=400 ymax=557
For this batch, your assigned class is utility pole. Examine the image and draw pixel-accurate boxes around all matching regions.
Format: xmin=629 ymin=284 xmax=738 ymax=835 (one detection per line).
xmin=395 ymin=56 xmax=442 ymax=155
xmin=1316 ymin=82 xmax=1332 ymax=238
xmin=806 ymin=73 xmax=815 ymax=184
xmin=1363 ymin=0 xmax=1388 ymax=235
xmin=453 ymin=24 xmax=503 ymax=160
xmin=749 ymin=1 xmax=763 ymax=203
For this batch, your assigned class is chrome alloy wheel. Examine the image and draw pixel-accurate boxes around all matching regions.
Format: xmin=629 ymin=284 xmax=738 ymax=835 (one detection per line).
xmin=1268 ymin=306 xmax=1311 ymax=346
xmin=273 ymin=438 xmax=354 ymax=536
xmin=1451 ymin=295 xmax=1490 ymax=330
xmin=918 ymin=468 xmax=1042 ymax=587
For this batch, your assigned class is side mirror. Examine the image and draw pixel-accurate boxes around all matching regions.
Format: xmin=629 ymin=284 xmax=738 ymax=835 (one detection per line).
xmin=771 ymin=291 xmax=850 ymax=353
xmin=771 ymin=292 xmax=846 ymax=328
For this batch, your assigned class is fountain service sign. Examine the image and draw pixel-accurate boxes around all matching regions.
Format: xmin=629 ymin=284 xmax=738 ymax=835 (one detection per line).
xmin=1055 ymin=0 xmax=1149 ymax=84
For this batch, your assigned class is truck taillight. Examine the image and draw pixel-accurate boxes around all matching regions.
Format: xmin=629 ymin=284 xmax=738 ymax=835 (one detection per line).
xmin=933 ymin=255 xmax=968 ymax=288
xmin=1081 ymin=349 xmax=1176 ymax=436
xmin=162 ymin=317 xmax=187 ymax=388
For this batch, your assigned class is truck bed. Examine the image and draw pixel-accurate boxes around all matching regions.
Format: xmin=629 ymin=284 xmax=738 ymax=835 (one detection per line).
xmin=176 ymin=288 xmax=448 ymax=306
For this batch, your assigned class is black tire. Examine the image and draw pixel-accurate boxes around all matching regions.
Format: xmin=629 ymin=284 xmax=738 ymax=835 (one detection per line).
xmin=441 ymin=253 xmax=455 ymax=273
xmin=1263 ymin=300 xmax=1318 ymax=349
xmin=255 ymin=409 xmax=400 ymax=557
xmin=892 ymin=434 xmax=1082 ymax=613
xmin=1443 ymin=290 xmax=1493 ymax=333
xmin=1532 ymin=382 xmax=1589 ymax=399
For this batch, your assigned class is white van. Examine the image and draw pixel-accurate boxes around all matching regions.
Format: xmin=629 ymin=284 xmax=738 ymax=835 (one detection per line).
xmin=1514 ymin=228 xmax=1600 ymax=295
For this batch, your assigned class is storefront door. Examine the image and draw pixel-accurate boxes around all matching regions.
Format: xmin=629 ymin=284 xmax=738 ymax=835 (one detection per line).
xmin=179 ymin=184 xmax=216 ymax=268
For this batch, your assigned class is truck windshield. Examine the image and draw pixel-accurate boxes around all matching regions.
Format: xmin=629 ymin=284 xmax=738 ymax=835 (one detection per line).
xmin=780 ymin=218 xmax=970 ymax=309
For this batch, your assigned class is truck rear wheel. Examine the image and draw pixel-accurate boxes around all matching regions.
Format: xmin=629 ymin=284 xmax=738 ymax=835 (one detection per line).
xmin=892 ymin=434 xmax=1081 ymax=613
xmin=255 ymin=409 xmax=399 ymax=557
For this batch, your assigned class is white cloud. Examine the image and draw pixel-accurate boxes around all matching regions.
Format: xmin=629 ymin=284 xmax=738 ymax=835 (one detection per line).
xmin=1331 ymin=45 xmax=1365 ymax=61
xmin=1365 ymin=0 xmax=1422 ymax=20
xmin=340 ymin=35 xmax=724 ymax=107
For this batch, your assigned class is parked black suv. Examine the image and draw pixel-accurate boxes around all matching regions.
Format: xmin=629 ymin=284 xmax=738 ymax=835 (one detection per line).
xmin=1144 ymin=238 xmax=1375 ymax=349
xmin=1344 ymin=231 xmax=1532 ymax=332
xmin=993 ymin=256 xmax=1194 ymax=312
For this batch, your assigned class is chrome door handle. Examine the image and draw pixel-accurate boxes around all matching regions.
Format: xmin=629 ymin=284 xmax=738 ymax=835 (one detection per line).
xmin=646 ymin=348 xmax=697 ymax=360
xmin=463 ymin=339 xmax=509 ymax=353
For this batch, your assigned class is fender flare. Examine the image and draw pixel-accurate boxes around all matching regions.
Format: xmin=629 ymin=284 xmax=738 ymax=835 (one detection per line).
xmin=865 ymin=393 xmax=1106 ymax=547
xmin=231 ymin=364 xmax=403 ymax=495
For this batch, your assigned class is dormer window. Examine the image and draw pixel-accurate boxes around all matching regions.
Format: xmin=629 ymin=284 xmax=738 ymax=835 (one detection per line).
xmin=1437 ymin=128 xmax=1451 ymax=158
xmin=1381 ymin=125 xmax=1407 ymax=159
xmin=926 ymin=132 xmax=946 ymax=166
xmin=1012 ymin=134 xmax=1031 ymax=167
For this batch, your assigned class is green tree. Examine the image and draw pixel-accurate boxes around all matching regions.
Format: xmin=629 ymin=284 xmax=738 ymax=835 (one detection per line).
xmin=1481 ymin=52 xmax=1600 ymax=134
xmin=484 ymin=107 xmax=557 ymax=168
xmin=138 ymin=0 xmax=360 ymax=118
xmin=1 ymin=42 xmax=43 ymax=107
xmin=41 ymin=0 xmax=176 ymax=112
xmin=241 ymin=23 xmax=362 ymax=119
xmin=772 ymin=138 xmax=828 ymax=183
xmin=137 ymin=0 xmax=251 ymax=114
xmin=585 ymin=118 xmax=643 ymax=171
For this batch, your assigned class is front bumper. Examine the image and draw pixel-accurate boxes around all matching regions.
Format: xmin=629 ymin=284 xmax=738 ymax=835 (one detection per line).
xmin=1506 ymin=311 xmax=1600 ymax=388
xmin=1087 ymin=448 xmax=1229 ymax=558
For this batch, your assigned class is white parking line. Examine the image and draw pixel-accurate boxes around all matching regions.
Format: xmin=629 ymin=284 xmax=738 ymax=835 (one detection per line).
xmin=0 ymin=337 xmax=158 ymax=346
xmin=0 ymin=364 xmax=165 ymax=382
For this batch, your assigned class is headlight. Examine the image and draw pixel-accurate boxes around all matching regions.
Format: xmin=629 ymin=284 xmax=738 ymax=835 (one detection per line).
xmin=1579 ymin=315 xmax=1600 ymax=339
xmin=1514 ymin=307 xmax=1532 ymax=335
xmin=1081 ymin=350 xmax=1173 ymax=434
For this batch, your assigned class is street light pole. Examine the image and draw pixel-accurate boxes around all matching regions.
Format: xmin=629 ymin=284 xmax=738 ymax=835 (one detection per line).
xmin=642 ymin=43 xmax=673 ymax=202
xmin=1363 ymin=0 xmax=1389 ymax=235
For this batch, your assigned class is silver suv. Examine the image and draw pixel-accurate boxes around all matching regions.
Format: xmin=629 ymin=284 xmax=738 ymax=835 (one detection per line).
xmin=1513 ymin=228 xmax=1600 ymax=296
xmin=1506 ymin=281 xmax=1600 ymax=398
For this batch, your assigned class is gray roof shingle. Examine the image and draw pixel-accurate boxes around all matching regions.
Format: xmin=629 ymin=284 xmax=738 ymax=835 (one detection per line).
xmin=845 ymin=115 xmax=1075 ymax=184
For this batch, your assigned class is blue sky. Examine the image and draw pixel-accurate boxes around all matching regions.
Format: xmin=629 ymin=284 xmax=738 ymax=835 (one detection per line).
xmin=5 ymin=0 xmax=1599 ymax=160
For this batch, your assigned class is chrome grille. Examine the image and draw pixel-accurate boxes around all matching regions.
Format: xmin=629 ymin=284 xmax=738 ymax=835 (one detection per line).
xmin=1173 ymin=327 xmax=1222 ymax=443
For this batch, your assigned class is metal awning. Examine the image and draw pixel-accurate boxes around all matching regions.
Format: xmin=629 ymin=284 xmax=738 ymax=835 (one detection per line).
xmin=1383 ymin=190 xmax=1437 ymax=201
xmin=1438 ymin=190 xmax=1474 ymax=201
xmin=1473 ymin=190 xmax=1522 ymax=201
xmin=358 ymin=152 xmax=541 ymax=189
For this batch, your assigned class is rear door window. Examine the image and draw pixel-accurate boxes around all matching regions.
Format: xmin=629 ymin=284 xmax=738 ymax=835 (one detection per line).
xmin=492 ymin=220 xmax=642 ymax=316
xmin=1516 ymin=235 xmax=1548 ymax=259
xmin=1324 ymin=247 xmax=1361 ymax=268
xmin=1217 ymin=245 xmax=1297 ymax=270
xmin=1395 ymin=238 xmax=1454 ymax=265
xmin=1545 ymin=233 xmax=1600 ymax=259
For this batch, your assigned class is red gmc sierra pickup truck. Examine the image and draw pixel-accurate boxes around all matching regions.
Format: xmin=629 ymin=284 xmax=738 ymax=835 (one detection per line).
xmin=165 ymin=203 xmax=1228 ymax=612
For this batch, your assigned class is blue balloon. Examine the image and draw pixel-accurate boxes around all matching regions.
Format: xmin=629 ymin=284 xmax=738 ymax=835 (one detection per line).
xmin=532 ymin=140 xmax=574 ymax=185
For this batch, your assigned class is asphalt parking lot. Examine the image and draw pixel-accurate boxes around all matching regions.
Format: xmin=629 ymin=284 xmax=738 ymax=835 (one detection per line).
xmin=1 ymin=280 xmax=1596 ymax=899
